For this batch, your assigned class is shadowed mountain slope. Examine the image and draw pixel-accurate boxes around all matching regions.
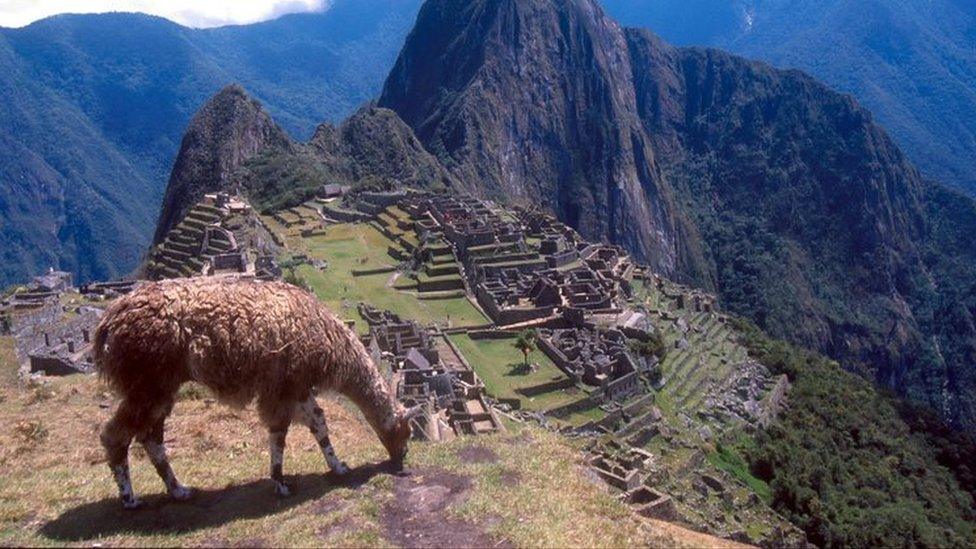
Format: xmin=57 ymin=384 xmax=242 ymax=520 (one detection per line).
xmin=600 ymin=0 xmax=976 ymax=197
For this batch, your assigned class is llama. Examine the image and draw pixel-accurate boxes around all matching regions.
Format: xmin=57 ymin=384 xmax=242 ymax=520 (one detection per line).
xmin=93 ymin=277 xmax=420 ymax=509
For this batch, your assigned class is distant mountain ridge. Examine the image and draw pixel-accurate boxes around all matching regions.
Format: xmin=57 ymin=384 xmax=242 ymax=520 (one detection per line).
xmin=599 ymin=0 xmax=976 ymax=197
xmin=0 ymin=0 xmax=423 ymax=287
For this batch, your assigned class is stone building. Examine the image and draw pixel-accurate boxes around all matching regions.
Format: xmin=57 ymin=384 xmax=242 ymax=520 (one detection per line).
xmin=537 ymin=328 xmax=642 ymax=402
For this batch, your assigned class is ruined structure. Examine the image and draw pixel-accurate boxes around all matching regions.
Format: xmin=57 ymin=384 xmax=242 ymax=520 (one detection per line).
xmin=537 ymin=328 xmax=641 ymax=401
xmin=146 ymin=193 xmax=262 ymax=280
xmin=8 ymin=301 xmax=102 ymax=376
xmin=359 ymin=304 xmax=502 ymax=441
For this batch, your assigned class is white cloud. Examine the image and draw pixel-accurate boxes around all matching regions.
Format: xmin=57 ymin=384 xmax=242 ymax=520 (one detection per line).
xmin=0 ymin=0 xmax=332 ymax=29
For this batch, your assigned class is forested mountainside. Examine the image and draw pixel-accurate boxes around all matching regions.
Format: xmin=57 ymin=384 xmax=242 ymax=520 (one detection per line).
xmin=599 ymin=0 xmax=976 ymax=197
xmin=0 ymin=0 xmax=422 ymax=287
xmin=374 ymin=0 xmax=976 ymax=432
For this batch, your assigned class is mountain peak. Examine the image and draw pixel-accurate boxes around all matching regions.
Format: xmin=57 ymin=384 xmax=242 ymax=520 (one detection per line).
xmin=152 ymin=85 xmax=291 ymax=244
xmin=380 ymin=0 xmax=686 ymax=273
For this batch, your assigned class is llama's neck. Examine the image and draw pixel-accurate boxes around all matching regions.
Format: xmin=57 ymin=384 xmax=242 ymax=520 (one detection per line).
xmin=336 ymin=346 xmax=399 ymax=436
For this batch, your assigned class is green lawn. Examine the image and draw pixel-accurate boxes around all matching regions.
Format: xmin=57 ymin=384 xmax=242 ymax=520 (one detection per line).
xmin=447 ymin=335 xmax=580 ymax=411
xmin=299 ymin=224 xmax=487 ymax=330
xmin=559 ymin=405 xmax=606 ymax=427
xmin=707 ymin=444 xmax=772 ymax=502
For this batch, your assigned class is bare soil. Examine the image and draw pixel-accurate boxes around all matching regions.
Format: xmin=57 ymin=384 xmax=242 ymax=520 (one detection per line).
xmin=456 ymin=444 xmax=499 ymax=464
xmin=381 ymin=468 xmax=510 ymax=548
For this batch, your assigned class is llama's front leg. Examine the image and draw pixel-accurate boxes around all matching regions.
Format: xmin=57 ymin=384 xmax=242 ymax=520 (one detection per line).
xmin=268 ymin=426 xmax=291 ymax=497
xmin=299 ymin=396 xmax=349 ymax=475
xmin=140 ymin=415 xmax=192 ymax=501
xmin=101 ymin=400 xmax=141 ymax=509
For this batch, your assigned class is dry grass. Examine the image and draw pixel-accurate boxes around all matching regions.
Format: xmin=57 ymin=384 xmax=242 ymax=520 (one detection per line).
xmin=0 ymin=336 xmax=18 ymax=388
xmin=0 ymin=370 xmax=734 ymax=547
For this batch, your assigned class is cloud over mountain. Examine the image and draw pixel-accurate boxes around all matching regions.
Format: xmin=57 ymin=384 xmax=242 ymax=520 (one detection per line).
xmin=0 ymin=0 xmax=332 ymax=28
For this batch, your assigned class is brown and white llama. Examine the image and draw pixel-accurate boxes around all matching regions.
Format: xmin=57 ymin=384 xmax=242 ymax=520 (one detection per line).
xmin=93 ymin=277 xmax=420 ymax=509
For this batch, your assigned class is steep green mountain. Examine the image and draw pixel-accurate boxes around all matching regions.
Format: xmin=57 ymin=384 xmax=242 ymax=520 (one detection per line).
xmin=153 ymin=85 xmax=455 ymax=235
xmin=375 ymin=0 xmax=976 ymax=432
xmin=0 ymin=0 xmax=423 ymax=287
xmin=152 ymin=86 xmax=293 ymax=243
xmin=599 ymin=0 xmax=976 ymax=197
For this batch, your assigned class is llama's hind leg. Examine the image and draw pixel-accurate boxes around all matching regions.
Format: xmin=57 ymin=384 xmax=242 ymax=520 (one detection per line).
xmin=100 ymin=399 xmax=142 ymax=509
xmin=259 ymin=398 xmax=294 ymax=497
xmin=139 ymin=401 xmax=192 ymax=501
xmin=298 ymin=395 xmax=349 ymax=475
xmin=267 ymin=425 xmax=292 ymax=497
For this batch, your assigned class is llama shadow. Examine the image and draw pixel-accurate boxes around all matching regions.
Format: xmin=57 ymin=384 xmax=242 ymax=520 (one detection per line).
xmin=40 ymin=461 xmax=400 ymax=541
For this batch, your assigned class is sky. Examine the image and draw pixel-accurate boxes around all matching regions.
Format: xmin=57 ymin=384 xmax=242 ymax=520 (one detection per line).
xmin=0 ymin=0 xmax=332 ymax=28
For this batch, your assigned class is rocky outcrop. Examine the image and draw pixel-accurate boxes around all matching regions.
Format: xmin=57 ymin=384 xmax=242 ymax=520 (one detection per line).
xmin=379 ymin=0 xmax=694 ymax=275
xmin=154 ymin=94 xmax=454 ymax=228
xmin=153 ymin=85 xmax=292 ymax=244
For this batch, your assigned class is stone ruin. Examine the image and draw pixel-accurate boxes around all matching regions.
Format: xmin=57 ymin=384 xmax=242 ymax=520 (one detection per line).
xmin=358 ymin=304 xmax=502 ymax=441
xmin=319 ymin=183 xmax=349 ymax=200
xmin=537 ymin=328 xmax=642 ymax=402
xmin=10 ymin=302 xmax=103 ymax=377
xmin=699 ymin=361 xmax=790 ymax=430
xmin=147 ymin=192 xmax=258 ymax=280
xmin=2 ymin=268 xmax=73 ymax=312
xmin=584 ymin=439 xmax=679 ymax=520
xmin=80 ymin=279 xmax=141 ymax=299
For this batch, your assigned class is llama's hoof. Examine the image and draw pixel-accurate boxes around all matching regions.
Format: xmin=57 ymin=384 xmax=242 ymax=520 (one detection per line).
xmin=333 ymin=462 xmax=350 ymax=475
xmin=121 ymin=497 xmax=143 ymax=511
xmin=274 ymin=482 xmax=292 ymax=498
xmin=170 ymin=485 xmax=193 ymax=501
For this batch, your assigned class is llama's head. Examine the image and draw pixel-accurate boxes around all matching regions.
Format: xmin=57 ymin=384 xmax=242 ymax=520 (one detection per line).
xmin=383 ymin=405 xmax=424 ymax=470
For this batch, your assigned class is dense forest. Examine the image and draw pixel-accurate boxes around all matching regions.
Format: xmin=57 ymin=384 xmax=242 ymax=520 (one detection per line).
xmin=734 ymin=320 xmax=976 ymax=547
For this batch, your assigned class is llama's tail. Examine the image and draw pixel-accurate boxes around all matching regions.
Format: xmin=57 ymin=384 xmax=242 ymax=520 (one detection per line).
xmin=92 ymin=319 xmax=110 ymax=371
xmin=92 ymin=312 xmax=126 ymax=394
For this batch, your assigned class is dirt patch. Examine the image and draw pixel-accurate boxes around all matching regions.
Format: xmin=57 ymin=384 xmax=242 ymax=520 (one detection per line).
xmin=456 ymin=445 xmax=499 ymax=464
xmin=498 ymin=470 xmax=521 ymax=487
xmin=381 ymin=468 xmax=510 ymax=548
xmin=310 ymin=496 xmax=347 ymax=516
xmin=315 ymin=516 xmax=358 ymax=540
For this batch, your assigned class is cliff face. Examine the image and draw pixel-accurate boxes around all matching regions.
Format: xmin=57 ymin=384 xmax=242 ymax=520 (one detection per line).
xmin=601 ymin=0 xmax=976 ymax=197
xmin=377 ymin=0 xmax=976 ymax=430
xmin=379 ymin=0 xmax=693 ymax=275
xmin=153 ymin=85 xmax=292 ymax=243
xmin=626 ymin=29 xmax=929 ymax=350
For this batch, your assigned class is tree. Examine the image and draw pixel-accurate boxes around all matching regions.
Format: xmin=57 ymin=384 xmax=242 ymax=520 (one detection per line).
xmin=628 ymin=328 xmax=668 ymax=362
xmin=513 ymin=330 xmax=536 ymax=367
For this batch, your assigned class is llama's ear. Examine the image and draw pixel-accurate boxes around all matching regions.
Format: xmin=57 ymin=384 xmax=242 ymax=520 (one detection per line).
xmin=403 ymin=405 xmax=425 ymax=420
